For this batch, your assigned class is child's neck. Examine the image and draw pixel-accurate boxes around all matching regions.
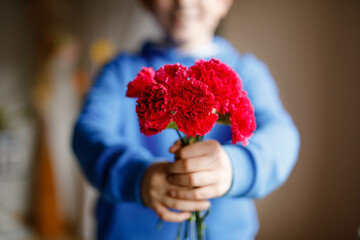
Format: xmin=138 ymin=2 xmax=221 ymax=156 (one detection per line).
xmin=165 ymin=35 xmax=214 ymax=52
xmin=178 ymin=37 xmax=214 ymax=51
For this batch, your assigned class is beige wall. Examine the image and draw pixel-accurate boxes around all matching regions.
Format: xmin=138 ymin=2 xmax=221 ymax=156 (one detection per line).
xmin=222 ymin=1 xmax=360 ymax=239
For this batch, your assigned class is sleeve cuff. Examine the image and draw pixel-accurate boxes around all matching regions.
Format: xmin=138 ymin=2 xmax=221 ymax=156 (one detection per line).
xmin=223 ymin=145 xmax=255 ymax=197
xmin=134 ymin=157 xmax=165 ymax=206
xmin=134 ymin=160 xmax=153 ymax=206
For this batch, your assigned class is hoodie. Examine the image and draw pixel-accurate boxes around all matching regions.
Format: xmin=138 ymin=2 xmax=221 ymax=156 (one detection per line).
xmin=72 ymin=36 xmax=300 ymax=240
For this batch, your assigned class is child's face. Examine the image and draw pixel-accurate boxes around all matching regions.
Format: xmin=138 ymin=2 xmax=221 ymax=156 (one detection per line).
xmin=145 ymin=0 xmax=232 ymax=48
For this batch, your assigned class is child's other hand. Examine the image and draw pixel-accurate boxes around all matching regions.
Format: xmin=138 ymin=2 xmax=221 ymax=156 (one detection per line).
xmin=167 ymin=140 xmax=233 ymax=200
xmin=141 ymin=162 xmax=210 ymax=222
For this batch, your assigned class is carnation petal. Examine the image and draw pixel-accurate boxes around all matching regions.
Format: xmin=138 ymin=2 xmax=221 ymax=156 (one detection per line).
xmin=230 ymin=94 xmax=257 ymax=145
xmin=126 ymin=67 xmax=155 ymax=97
xmin=171 ymin=79 xmax=217 ymax=137
xmin=136 ymin=83 xmax=171 ymax=136
xmin=188 ymin=59 xmax=243 ymax=114
xmin=154 ymin=63 xmax=188 ymax=86
xmin=176 ymin=113 xmax=218 ymax=137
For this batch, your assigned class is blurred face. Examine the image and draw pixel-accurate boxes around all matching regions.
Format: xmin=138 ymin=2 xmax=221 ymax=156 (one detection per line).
xmin=144 ymin=0 xmax=232 ymax=49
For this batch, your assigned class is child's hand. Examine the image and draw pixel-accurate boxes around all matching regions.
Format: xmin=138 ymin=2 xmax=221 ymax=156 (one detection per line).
xmin=141 ymin=162 xmax=211 ymax=222
xmin=167 ymin=140 xmax=233 ymax=200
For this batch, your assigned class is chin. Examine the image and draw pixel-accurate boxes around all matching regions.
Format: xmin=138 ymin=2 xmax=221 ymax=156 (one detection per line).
xmin=169 ymin=29 xmax=199 ymax=47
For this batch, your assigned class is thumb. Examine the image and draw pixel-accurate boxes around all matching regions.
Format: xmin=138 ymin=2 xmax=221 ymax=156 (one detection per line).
xmin=169 ymin=140 xmax=182 ymax=153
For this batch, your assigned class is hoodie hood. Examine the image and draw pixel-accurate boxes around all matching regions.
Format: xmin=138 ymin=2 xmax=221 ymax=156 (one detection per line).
xmin=140 ymin=36 xmax=240 ymax=67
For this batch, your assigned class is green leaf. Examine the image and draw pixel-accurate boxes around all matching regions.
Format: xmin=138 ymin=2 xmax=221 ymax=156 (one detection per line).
xmin=216 ymin=114 xmax=231 ymax=125
xmin=202 ymin=208 xmax=210 ymax=220
xmin=167 ymin=121 xmax=178 ymax=129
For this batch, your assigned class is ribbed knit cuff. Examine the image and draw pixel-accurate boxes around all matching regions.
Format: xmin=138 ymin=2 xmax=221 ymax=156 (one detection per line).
xmin=134 ymin=160 xmax=153 ymax=206
xmin=134 ymin=157 xmax=165 ymax=206
xmin=223 ymin=145 xmax=255 ymax=197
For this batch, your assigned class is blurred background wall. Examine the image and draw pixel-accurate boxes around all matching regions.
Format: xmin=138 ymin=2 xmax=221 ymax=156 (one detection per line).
xmin=223 ymin=1 xmax=360 ymax=239
xmin=0 ymin=0 xmax=359 ymax=239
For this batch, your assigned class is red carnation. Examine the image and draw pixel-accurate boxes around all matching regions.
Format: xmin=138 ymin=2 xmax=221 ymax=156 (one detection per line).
xmin=128 ymin=60 xmax=256 ymax=146
xmin=230 ymin=92 xmax=257 ymax=145
xmin=126 ymin=67 xmax=155 ymax=97
xmin=171 ymin=79 xmax=218 ymax=137
xmin=155 ymin=63 xmax=188 ymax=86
xmin=188 ymin=59 xmax=242 ymax=115
xmin=136 ymin=83 xmax=171 ymax=136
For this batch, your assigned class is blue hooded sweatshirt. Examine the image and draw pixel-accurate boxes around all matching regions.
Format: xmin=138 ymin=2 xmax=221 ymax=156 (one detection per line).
xmin=72 ymin=36 xmax=300 ymax=240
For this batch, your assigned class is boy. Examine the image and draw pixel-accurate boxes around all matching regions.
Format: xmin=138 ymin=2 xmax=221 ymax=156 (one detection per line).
xmin=72 ymin=0 xmax=300 ymax=239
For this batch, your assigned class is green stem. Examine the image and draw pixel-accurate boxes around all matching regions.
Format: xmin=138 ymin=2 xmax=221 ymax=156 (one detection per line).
xmin=176 ymin=222 xmax=183 ymax=240
xmin=185 ymin=220 xmax=189 ymax=239
xmin=202 ymin=208 xmax=210 ymax=220
xmin=197 ymin=211 xmax=207 ymax=240
xmin=196 ymin=211 xmax=201 ymax=240
xmin=190 ymin=212 xmax=196 ymax=240
xmin=170 ymin=133 xmax=210 ymax=239
xmin=176 ymin=129 xmax=185 ymax=145
xmin=156 ymin=219 xmax=163 ymax=230
xmin=184 ymin=134 xmax=189 ymax=145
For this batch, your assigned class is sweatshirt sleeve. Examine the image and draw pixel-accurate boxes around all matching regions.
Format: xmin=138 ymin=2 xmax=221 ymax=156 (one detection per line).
xmin=224 ymin=54 xmax=300 ymax=199
xmin=72 ymin=58 xmax=154 ymax=204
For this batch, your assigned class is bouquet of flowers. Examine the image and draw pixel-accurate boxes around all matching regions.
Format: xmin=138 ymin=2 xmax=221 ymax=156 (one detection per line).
xmin=126 ymin=59 xmax=256 ymax=240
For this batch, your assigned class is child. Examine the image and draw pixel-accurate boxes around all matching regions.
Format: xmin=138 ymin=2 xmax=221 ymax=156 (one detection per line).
xmin=72 ymin=0 xmax=300 ymax=239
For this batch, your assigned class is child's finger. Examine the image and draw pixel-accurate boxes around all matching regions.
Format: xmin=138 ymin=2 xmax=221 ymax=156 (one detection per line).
xmin=175 ymin=140 xmax=220 ymax=159
xmin=169 ymin=140 xmax=182 ymax=153
xmin=169 ymin=185 xmax=221 ymax=200
xmin=167 ymin=171 xmax=217 ymax=187
xmin=167 ymin=154 xmax=217 ymax=174
xmin=162 ymin=196 xmax=210 ymax=212
xmin=153 ymin=202 xmax=191 ymax=222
